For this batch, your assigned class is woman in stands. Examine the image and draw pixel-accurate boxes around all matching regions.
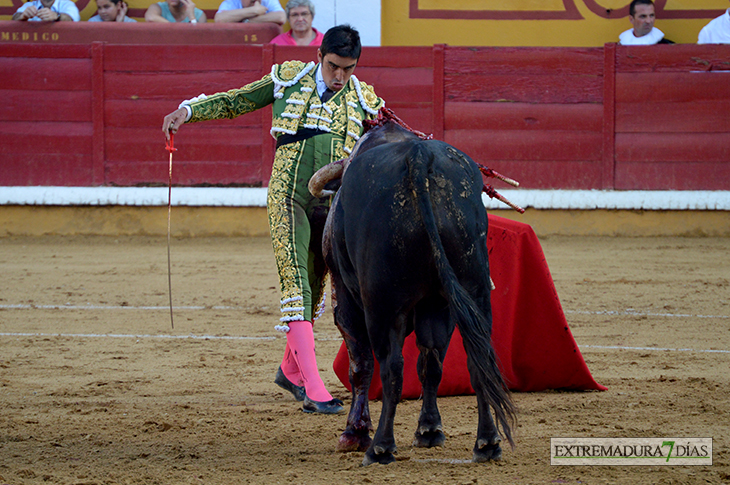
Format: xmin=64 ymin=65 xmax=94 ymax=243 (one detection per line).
xmin=145 ymin=0 xmax=206 ymax=23
xmin=88 ymin=0 xmax=136 ymax=22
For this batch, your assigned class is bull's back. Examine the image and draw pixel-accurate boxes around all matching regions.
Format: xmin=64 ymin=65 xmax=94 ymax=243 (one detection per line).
xmin=333 ymin=139 xmax=489 ymax=301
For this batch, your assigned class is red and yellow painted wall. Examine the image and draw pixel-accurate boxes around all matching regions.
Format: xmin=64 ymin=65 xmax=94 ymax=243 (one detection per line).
xmin=382 ymin=0 xmax=729 ymax=46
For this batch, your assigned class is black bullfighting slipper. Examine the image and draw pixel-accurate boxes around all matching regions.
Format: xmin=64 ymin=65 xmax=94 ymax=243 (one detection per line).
xmin=274 ymin=366 xmax=306 ymax=402
xmin=302 ymin=396 xmax=345 ymax=415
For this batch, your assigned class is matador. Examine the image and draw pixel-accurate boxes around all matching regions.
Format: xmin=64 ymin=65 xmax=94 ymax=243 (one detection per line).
xmin=162 ymin=25 xmax=384 ymax=414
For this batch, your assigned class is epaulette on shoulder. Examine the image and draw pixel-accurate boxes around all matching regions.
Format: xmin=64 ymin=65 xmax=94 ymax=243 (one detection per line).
xmin=274 ymin=60 xmax=307 ymax=82
xmin=271 ymin=60 xmax=315 ymax=100
xmin=351 ymin=76 xmax=384 ymax=115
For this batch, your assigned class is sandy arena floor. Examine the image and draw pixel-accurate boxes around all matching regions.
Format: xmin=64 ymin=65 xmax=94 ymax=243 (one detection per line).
xmin=0 ymin=234 xmax=728 ymax=484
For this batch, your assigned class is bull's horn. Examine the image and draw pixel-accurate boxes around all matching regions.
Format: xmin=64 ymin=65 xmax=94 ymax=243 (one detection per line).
xmin=309 ymin=159 xmax=344 ymax=198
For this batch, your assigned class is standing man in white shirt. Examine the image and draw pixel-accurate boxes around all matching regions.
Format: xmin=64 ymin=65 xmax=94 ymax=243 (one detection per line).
xmin=618 ymin=0 xmax=673 ymax=45
xmin=214 ymin=0 xmax=285 ymax=25
xmin=698 ymin=3 xmax=730 ymax=44
xmin=12 ymin=0 xmax=80 ymax=21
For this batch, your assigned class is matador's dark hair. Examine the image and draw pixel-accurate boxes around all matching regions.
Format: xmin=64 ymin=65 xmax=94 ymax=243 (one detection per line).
xmin=320 ymin=24 xmax=361 ymax=60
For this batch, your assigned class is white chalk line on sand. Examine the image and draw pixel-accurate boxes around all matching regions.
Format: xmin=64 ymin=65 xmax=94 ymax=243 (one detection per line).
xmin=565 ymin=309 xmax=728 ymax=320
xmin=0 ymin=304 xmax=235 ymax=311
xmin=412 ymin=458 xmax=473 ymax=464
xmin=580 ymin=345 xmax=729 ymax=354
xmin=1 ymin=304 xmax=728 ymax=353
xmin=0 ymin=332 xmax=723 ymax=353
xmin=3 ymin=304 xmax=728 ymax=320
xmin=0 ymin=332 xmax=275 ymax=341
xmin=0 ymin=335 xmax=727 ymax=355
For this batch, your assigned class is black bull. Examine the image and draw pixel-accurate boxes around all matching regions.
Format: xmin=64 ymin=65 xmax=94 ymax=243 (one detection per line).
xmin=316 ymin=122 xmax=516 ymax=466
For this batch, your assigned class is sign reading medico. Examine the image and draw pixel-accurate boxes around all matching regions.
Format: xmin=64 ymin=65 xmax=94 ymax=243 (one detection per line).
xmin=551 ymin=438 xmax=712 ymax=466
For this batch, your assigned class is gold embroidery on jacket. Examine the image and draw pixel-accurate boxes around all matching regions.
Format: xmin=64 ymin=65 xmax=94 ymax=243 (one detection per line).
xmin=271 ymin=76 xmax=316 ymax=136
xmin=188 ymin=76 xmax=272 ymax=123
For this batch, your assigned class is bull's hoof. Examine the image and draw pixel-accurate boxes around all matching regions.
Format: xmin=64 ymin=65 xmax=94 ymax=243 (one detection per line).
xmin=472 ymin=436 xmax=502 ymax=462
xmin=302 ymin=397 xmax=345 ymax=414
xmin=337 ymin=429 xmax=372 ymax=452
xmin=362 ymin=445 xmax=397 ymax=466
xmin=413 ymin=429 xmax=446 ymax=448
xmin=274 ymin=367 xmax=306 ymax=402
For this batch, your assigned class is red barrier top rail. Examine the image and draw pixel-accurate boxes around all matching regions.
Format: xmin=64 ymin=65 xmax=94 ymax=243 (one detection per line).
xmin=0 ymin=20 xmax=280 ymax=45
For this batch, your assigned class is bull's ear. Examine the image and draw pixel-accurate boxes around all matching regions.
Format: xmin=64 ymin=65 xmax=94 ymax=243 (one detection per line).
xmin=324 ymin=178 xmax=342 ymax=193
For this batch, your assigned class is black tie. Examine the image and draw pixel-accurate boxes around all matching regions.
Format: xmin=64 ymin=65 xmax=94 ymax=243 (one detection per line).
xmin=321 ymin=88 xmax=335 ymax=103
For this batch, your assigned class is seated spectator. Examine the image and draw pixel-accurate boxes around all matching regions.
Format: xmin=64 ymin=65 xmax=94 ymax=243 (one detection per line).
xmin=214 ymin=0 xmax=284 ymax=25
xmin=270 ymin=0 xmax=323 ymax=46
xmin=698 ymin=5 xmax=730 ymax=44
xmin=145 ymin=0 xmax=206 ymax=23
xmin=12 ymin=0 xmax=80 ymax=21
xmin=618 ymin=0 xmax=673 ymax=45
xmin=89 ymin=0 xmax=136 ymax=22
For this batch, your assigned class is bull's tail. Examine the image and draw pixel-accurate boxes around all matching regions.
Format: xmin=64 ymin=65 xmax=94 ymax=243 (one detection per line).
xmin=406 ymin=142 xmax=516 ymax=449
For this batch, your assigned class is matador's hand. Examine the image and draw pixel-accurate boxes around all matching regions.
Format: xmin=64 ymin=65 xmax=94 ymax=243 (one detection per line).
xmin=162 ymin=107 xmax=188 ymax=141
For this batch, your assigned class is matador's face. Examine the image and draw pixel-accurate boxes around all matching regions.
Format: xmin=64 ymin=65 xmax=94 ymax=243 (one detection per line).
xmin=317 ymin=51 xmax=358 ymax=92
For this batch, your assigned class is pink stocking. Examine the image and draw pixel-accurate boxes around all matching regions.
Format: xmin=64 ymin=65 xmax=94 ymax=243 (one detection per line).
xmin=286 ymin=320 xmax=333 ymax=402
xmin=280 ymin=343 xmax=303 ymax=386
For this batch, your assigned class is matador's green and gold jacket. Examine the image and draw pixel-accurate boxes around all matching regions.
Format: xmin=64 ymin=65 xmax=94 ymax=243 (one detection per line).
xmin=182 ymin=60 xmax=385 ymax=160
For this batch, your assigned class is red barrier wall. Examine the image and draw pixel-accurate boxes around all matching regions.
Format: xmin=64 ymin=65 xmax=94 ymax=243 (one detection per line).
xmin=1 ymin=34 xmax=728 ymax=190
xmin=0 ymin=20 xmax=280 ymax=45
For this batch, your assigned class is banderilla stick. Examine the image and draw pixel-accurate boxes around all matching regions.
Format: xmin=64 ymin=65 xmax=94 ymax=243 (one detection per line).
xmin=477 ymin=164 xmax=520 ymax=188
xmin=483 ymin=184 xmax=526 ymax=214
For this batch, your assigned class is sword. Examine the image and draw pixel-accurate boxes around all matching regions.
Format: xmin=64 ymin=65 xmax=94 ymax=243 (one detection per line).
xmin=165 ymin=131 xmax=177 ymax=329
